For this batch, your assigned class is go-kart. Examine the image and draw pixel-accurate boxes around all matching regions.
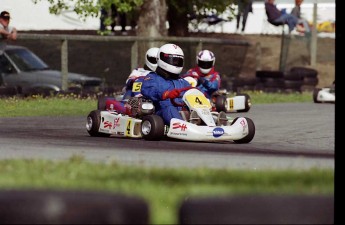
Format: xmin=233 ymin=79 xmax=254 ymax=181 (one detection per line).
xmin=211 ymin=89 xmax=251 ymax=113
xmin=87 ymin=88 xmax=255 ymax=143
xmin=97 ymin=89 xmax=252 ymax=113
xmin=313 ymin=82 xmax=335 ymax=103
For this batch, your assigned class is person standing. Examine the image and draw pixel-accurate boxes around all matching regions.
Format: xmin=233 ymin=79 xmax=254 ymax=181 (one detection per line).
xmin=236 ymin=0 xmax=253 ymax=33
xmin=0 ymin=11 xmax=17 ymax=52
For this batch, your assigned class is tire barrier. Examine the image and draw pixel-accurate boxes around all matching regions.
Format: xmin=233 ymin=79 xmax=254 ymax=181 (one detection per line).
xmin=230 ymin=67 xmax=319 ymax=93
xmin=0 ymin=190 xmax=149 ymax=224
xmin=179 ymin=195 xmax=334 ymax=224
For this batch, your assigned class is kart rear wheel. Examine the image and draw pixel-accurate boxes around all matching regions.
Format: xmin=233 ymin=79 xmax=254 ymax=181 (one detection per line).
xmin=141 ymin=115 xmax=165 ymax=141
xmin=97 ymin=96 xmax=114 ymax=110
xmin=233 ymin=117 xmax=255 ymax=144
xmin=236 ymin=93 xmax=251 ymax=112
xmin=86 ymin=110 xmax=111 ymax=137
xmin=215 ymin=95 xmax=227 ymax=112
xmin=313 ymin=88 xmax=321 ymax=103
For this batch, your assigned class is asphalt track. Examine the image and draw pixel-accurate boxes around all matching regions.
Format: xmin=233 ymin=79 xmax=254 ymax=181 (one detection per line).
xmin=0 ymin=102 xmax=334 ymax=170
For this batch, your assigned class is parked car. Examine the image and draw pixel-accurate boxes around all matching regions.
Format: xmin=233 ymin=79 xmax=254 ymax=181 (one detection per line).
xmin=0 ymin=45 xmax=104 ymax=96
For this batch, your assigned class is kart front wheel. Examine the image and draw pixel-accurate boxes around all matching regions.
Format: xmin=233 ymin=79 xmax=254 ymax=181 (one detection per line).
xmin=141 ymin=115 xmax=165 ymax=141
xmin=86 ymin=110 xmax=111 ymax=137
xmin=233 ymin=117 xmax=255 ymax=144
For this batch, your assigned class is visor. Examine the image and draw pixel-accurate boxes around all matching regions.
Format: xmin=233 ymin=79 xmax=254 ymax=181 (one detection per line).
xmin=160 ymin=52 xmax=184 ymax=67
xmin=198 ymin=60 xmax=213 ymax=69
xmin=147 ymin=56 xmax=157 ymax=64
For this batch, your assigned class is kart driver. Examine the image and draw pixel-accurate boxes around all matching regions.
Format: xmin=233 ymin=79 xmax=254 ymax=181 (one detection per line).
xmin=104 ymin=47 xmax=159 ymax=114
xmin=140 ymin=43 xmax=192 ymax=125
xmin=182 ymin=49 xmax=221 ymax=99
xmin=122 ymin=47 xmax=160 ymax=99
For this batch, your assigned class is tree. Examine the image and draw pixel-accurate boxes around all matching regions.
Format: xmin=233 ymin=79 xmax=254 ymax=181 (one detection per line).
xmin=33 ymin=0 xmax=237 ymax=37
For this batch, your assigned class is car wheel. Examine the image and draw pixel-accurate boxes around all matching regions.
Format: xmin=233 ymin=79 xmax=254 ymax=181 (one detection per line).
xmin=86 ymin=110 xmax=110 ymax=137
xmin=141 ymin=115 xmax=165 ymax=141
xmin=233 ymin=117 xmax=255 ymax=144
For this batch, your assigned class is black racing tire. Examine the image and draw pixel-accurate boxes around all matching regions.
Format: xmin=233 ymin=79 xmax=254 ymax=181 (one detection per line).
xmin=284 ymin=80 xmax=303 ymax=89
xmin=303 ymin=77 xmax=319 ymax=86
xmin=178 ymin=195 xmax=334 ymax=224
xmin=215 ymin=95 xmax=227 ymax=112
xmin=0 ymin=189 xmax=149 ymax=224
xmin=141 ymin=115 xmax=165 ymax=141
xmin=236 ymin=93 xmax=251 ymax=112
xmin=313 ymin=88 xmax=321 ymax=103
xmin=284 ymin=72 xmax=303 ymax=81
xmin=260 ymin=78 xmax=285 ymax=88
xmin=256 ymin=70 xmax=284 ymax=79
xmin=233 ymin=117 xmax=255 ymax=144
xmin=86 ymin=110 xmax=111 ymax=137
xmin=290 ymin=67 xmax=318 ymax=78
xmin=97 ymin=96 xmax=115 ymax=110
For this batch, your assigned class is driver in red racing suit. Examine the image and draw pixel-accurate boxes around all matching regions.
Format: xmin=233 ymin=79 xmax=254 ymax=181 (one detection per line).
xmin=182 ymin=49 xmax=221 ymax=99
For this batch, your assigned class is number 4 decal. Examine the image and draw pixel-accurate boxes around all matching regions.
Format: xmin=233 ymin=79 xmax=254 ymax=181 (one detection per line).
xmin=195 ymin=97 xmax=202 ymax=105
xmin=126 ymin=120 xmax=131 ymax=136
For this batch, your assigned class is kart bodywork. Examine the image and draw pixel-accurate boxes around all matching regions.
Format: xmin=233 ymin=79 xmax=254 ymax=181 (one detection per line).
xmin=211 ymin=90 xmax=251 ymax=113
xmin=313 ymin=83 xmax=335 ymax=103
xmin=87 ymin=89 xmax=255 ymax=143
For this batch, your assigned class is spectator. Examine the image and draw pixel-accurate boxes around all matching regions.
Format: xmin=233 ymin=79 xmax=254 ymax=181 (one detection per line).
xmin=265 ymin=0 xmax=304 ymax=33
xmin=99 ymin=6 xmax=108 ymax=32
xmin=0 ymin=11 xmax=17 ymax=52
xmin=236 ymin=0 xmax=253 ymax=33
xmin=109 ymin=4 xmax=118 ymax=33
xmin=99 ymin=4 xmax=127 ymax=35
xmin=182 ymin=50 xmax=221 ymax=100
xmin=291 ymin=0 xmax=311 ymax=33
xmin=119 ymin=12 xmax=127 ymax=35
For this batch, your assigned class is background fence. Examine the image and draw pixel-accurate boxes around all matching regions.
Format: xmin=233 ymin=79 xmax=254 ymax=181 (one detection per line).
xmin=16 ymin=34 xmax=250 ymax=91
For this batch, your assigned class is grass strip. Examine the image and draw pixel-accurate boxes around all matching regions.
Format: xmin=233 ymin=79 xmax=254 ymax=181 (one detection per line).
xmin=0 ymin=157 xmax=334 ymax=224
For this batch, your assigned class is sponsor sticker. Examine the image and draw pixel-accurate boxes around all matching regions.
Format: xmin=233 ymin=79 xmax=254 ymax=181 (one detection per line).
xmin=212 ymin=127 xmax=224 ymax=138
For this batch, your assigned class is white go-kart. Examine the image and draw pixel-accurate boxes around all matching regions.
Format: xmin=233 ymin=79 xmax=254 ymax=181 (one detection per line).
xmin=313 ymin=82 xmax=335 ymax=103
xmin=86 ymin=88 xmax=255 ymax=143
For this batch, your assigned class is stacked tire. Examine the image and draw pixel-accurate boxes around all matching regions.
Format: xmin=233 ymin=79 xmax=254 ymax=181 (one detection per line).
xmin=289 ymin=67 xmax=318 ymax=92
xmin=231 ymin=77 xmax=258 ymax=93
xmin=255 ymin=70 xmax=285 ymax=93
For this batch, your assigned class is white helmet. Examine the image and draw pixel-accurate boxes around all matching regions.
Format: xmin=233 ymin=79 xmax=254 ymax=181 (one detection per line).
xmin=197 ymin=50 xmax=215 ymax=74
xmin=145 ymin=47 xmax=159 ymax=71
xmin=157 ymin=43 xmax=184 ymax=78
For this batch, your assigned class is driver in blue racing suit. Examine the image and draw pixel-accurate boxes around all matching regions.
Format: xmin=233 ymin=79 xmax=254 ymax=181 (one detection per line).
xmin=141 ymin=43 xmax=192 ymax=125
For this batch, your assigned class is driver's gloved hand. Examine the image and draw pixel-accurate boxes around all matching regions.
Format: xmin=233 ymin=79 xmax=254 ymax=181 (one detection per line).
xmin=162 ymin=89 xmax=181 ymax=100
